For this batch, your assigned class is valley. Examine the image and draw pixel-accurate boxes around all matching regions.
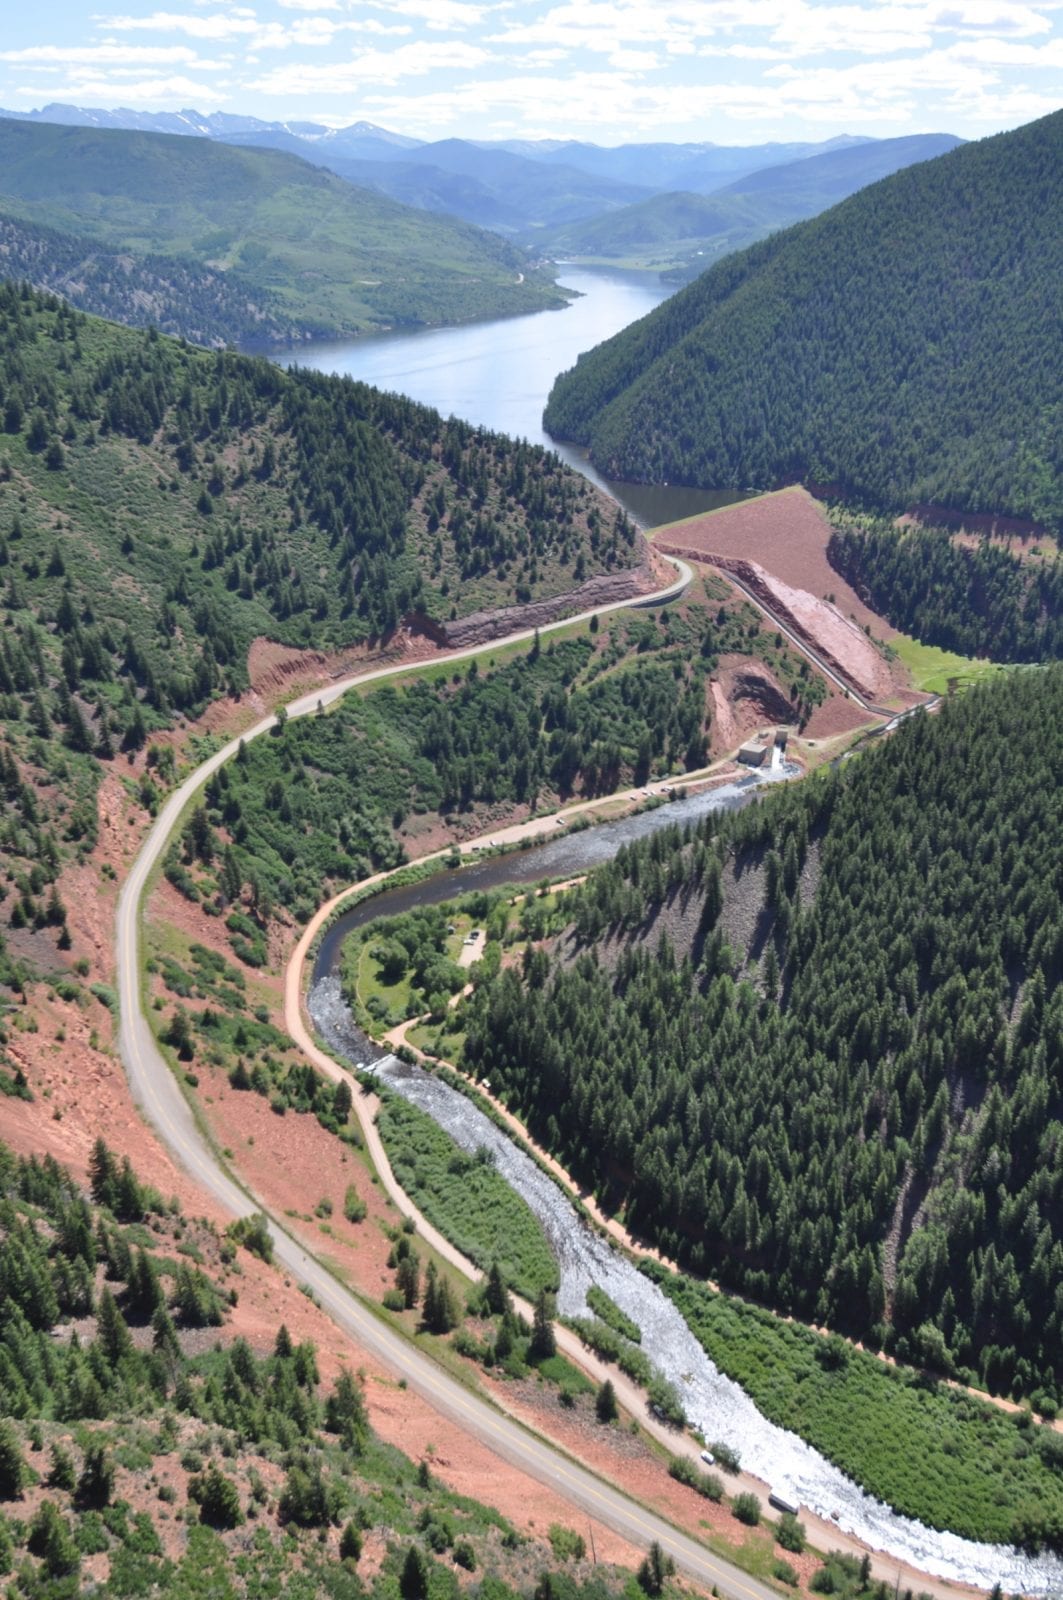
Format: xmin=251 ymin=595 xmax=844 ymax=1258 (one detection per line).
xmin=0 ymin=98 xmax=1061 ymax=1600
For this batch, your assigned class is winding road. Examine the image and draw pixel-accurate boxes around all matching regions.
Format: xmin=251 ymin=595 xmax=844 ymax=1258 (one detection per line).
xmin=114 ymin=558 xmax=805 ymax=1600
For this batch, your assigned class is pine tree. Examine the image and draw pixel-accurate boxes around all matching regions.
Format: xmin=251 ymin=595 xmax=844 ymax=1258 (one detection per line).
xmin=637 ymin=1541 xmax=675 ymax=1596
xmin=27 ymin=1502 xmax=80 ymax=1579
xmin=595 ymin=1379 xmax=618 ymax=1423
xmin=194 ymin=1463 xmax=243 ymax=1529
xmin=46 ymin=1443 xmax=76 ymax=1492
xmin=340 ymin=1520 xmax=363 ymax=1561
xmin=75 ymin=1442 xmax=114 ymax=1508
xmin=400 ymin=1543 xmax=430 ymax=1600
xmin=530 ymin=1288 xmax=556 ymax=1360
xmin=96 ymin=1286 xmax=134 ymax=1367
xmin=0 ymin=1418 xmax=26 ymax=1499
xmin=485 ymin=1260 xmax=512 ymax=1317
xmin=397 ymin=1251 xmax=421 ymax=1310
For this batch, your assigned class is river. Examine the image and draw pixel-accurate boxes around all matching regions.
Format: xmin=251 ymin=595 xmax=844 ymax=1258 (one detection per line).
xmin=271 ymin=266 xmax=745 ymax=529
xmin=307 ymin=784 xmax=1063 ymax=1597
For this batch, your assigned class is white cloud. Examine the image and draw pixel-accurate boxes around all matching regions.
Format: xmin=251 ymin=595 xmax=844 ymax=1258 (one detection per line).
xmin=929 ymin=1 xmax=1052 ymax=33
xmin=26 ymin=72 xmax=229 ymax=104
xmin=99 ymin=10 xmax=272 ymax=39
xmin=0 ymin=43 xmax=219 ymax=65
xmin=360 ymin=0 xmax=496 ymax=28
xmin=607 ymin=48 xmax=659 ymax=69
xmin=249 ymin=38 xmax=489 ymax=92
xmin=948 ymin=29 xmax=1063 ymax=54
xmin=279 ymin=0 xmax=339 ymax=9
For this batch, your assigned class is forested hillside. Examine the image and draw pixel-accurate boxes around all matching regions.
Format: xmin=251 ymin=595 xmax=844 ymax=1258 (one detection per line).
xmin=827 ymin=515 xmax=1063 ymax=662
xmin=0 ymin=1136 xmax=646 ymax=1598
xmin=0 ymin=212 xmax=303 ymax=348
xmin=0 ymin=118 xmax=564 ymax=341
xmin=0 ymin=284 xmax=637 ymax=990
xmin=463 ymin=670 xmax=1063 ymax=1403
xmin=543 ymin=111 xmax=1063 ymax=526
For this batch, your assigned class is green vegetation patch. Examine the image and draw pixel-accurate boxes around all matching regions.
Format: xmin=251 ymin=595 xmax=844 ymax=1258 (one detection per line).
xmin=890 ymin=635 xmax=1007 ymax=695
xmin=658 ymin=1265 xmax=1063 ymax=1548
xmin=0 ymin=119 xmax=566 ymax=341
xmin=376 ymin=1094 xmax=559 ymax=1299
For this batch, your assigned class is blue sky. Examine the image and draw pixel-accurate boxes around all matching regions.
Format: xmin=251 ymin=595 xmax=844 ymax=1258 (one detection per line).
xmin=1 ymin=1 xmax=1060 ymax=144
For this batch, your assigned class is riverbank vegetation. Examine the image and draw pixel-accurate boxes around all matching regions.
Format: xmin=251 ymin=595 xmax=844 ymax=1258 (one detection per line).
xmin=654 ymin=1263 xmax=1063 ymax=1548
xmin=461 ymin=670 xmax=1063 ymax=1421
xmin=0 ymin=1135 xmax=654 ymax=1599
xmin=376 ymin=1094 xmax=559 ymax=1300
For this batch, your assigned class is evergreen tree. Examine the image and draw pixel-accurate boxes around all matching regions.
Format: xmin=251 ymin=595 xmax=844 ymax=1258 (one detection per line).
xmin=595 ymin=1379 xmax=619 ymax=1423
xmin=0 ymin=1420 xmax=26 ymax=1499
xmin=530 ymin=1289 xmax=557 ymax=1361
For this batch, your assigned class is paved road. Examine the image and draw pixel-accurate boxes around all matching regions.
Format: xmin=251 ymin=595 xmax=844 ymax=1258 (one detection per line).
xmin=115 ymin=558 xmax=791 ymax=1600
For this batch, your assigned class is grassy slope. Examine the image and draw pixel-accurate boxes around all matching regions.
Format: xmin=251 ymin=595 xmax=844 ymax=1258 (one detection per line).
xmin=0 ymin=118 xmax=565 ymax=338
xmin=543 ymin=111 xmax=1063 ymax=524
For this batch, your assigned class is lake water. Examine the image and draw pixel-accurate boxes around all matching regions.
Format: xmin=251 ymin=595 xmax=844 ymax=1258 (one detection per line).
xmin=272 ymin=267 xmax=744 ymax=529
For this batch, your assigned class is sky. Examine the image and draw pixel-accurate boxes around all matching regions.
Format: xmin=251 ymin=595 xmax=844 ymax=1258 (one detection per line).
xmin=0 ymin=0 xmax=1060 ymax=146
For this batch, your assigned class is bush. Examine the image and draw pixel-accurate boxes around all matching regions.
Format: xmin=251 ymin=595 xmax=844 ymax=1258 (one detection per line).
xmin=344 ymin=1185 xmax=367 ymax=1224
xmin=732 ymin=1492 xmax=761 ymax=1526
xmin=668 ymin=1455 xmax=723 ymax=1502
xmin=647 ymin=1375 xmax=686 ymax=1428
xmin=226 ymin=1213 xmax=273 ymax=1263
xmin=776 ymin=1511 xmax=806 ymax=1553
xmin=773 ymin=1559 xmax=799 ymax=1586
xmin=708 ymin=1440 xmax=741 ymax=1475
xmin=548 ymin=1524 xmax=586 ymax=1562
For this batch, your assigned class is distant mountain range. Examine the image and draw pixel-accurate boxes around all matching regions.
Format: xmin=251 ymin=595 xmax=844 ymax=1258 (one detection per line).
xmin=542 ymin=110 xmax=1063 ymax=526
xmin=539 ymin=134 xmax=964 ymax=276
xmin=0 ymin=103 xmax=956 ymax=267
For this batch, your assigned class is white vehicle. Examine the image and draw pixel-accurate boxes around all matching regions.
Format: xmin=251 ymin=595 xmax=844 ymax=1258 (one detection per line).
xmin=700 ymin=1450 xmax=715 ymax=1466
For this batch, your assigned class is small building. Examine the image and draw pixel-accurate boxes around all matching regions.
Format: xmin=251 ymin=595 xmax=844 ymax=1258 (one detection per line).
xmin=737 ymin=739 xmax=772 ymax=767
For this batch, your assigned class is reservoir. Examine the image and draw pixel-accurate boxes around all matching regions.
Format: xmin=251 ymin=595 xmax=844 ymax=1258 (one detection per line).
xmin=273 ymin=266 xmax=744 ymax=529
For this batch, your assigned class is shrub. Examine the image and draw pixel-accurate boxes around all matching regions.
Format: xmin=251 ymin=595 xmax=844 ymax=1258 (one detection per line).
xmin=776 ymin=1511 xmax=806 ymax=1553
xmin=340 ymin=1520 xmax=363 ymax=1562
xmin=548 ymin=1524 xmax=586 ymax=1562
xmin=732 ymin=1492 xmax=761 ymax=1526
xmin=708 ymin=1440 xmax=741 ymax=1475
xmin=191 ymin=1463 xmax=243 ymax=1529
xmin=773 ymin=1559 xmax=799 ymax=1586
xmin=668 ymin=1455 xmax=723 ymax=1502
